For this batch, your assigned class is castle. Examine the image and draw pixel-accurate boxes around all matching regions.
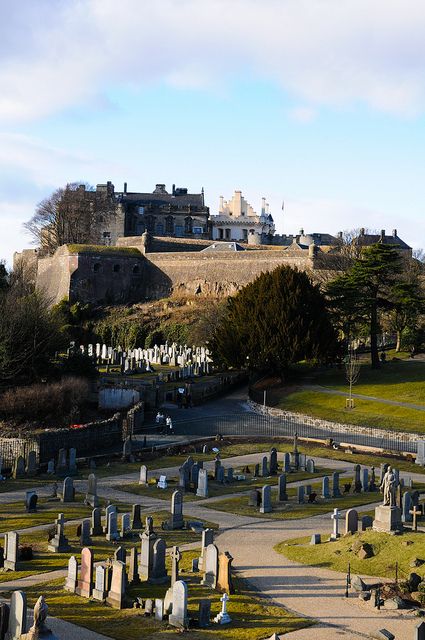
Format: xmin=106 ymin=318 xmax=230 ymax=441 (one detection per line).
xmin=15 ymin=181 xmax=412 ymax=306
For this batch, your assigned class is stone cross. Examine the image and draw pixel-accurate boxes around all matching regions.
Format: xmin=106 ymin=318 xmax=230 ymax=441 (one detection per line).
xmin=410 ymin=506 xmax=421 ymax=532
xmin=171 ymin=546 xmax=182 ymax=586
xmin=213 ymin=592 xmax=231 ymax=624
xmin=331 ymin=508 xmax=341 ymax=540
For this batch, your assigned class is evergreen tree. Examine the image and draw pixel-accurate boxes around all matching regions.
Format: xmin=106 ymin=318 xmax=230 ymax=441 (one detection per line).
xmin=212 ymin=265 xmax=336 ymax=375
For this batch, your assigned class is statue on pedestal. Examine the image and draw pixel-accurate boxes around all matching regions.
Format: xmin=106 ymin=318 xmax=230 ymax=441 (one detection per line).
xmin=380 ymin=466 xmax=396 ymax=507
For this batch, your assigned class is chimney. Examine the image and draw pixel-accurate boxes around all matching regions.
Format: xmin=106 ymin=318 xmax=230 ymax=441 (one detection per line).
xmin=337 ymin=231 xmax=343 ymax=239
xmin=123 ymin=182 xmax=127 ymax=194
xmin=219 ymin=196 xmax=224 ymax=212
xmin=392 ymin=229 xmax=397 ymax=237
xmin=265 ymin=202 xmax=269 ymax=214
xmin=172 ymin=184 xmax=175 ymax=195
xmin=380 ymin=229 xmax=385 ymax=241
xmin=261 ymin=197 xmax=266 ymax=215
xmin=360 ymin=228 xmax=365 ymax=236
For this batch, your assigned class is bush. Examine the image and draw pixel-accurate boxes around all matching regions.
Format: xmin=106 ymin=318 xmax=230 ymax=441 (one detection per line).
xmin=0 ymin=377 xmax=90 ymax=425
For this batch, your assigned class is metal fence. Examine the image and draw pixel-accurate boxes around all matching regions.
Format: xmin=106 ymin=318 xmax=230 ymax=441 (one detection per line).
xmin=170 ymin=412 xmax=419 ymax=454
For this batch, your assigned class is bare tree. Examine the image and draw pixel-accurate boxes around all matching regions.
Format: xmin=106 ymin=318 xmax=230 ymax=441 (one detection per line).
xmin=315 ymin=228 xmax=379 ymax=285
xmin=24 ymin=182 xmax=116 ymax=255
xmin=345 ymin=342 xmax=361 ymax=408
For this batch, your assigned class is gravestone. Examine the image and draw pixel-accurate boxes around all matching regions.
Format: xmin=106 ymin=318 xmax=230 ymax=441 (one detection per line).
xmin=354 ymin=464 xmax=362 ymax=492
xmin=217 ymin=551 xmax=234 ymax=593
xmin=261 ymin=456 xmax=268 ymax=477
xmin=128 ymin=547 xmax=140 ymax=585
xmin=332 ymin=472 xmax=341 ymax=498
xmin=362 ymin=515 xmax=373 ymax=531
xmin=151 ymin=539 xmax=168 ymax=584
xmin=191 ymin=463 xmax=200 ymax=489
xmin=0 ymin=603 xmax=9 ymax=639
xmin=171 ymin=545 xmax=182 ymax=586
xmin=61 ymin=477 xmax=74 ymax=503
xmin=132 ymin=504 xmax=142 ymax=530
xmin=402 ymin=492 xmax=413 ymax=523
xmin=64 ymin=555 xmax=78 ymax=593
xmin=178 ymin=463 xmax=190 ymax=491
xmin=201 ymin=543 xmax=219 ymax=589
xmin=85 ymin=473 xmax=99 ymax=507
xmin=7 ymin=590 xmax=26 ymax=640
xmin=48 ymin=513 xmax=69 ymax=553
xmin=91 ymin=508 xmax=103 ymax=536
xmin=260 ymin=485 xmax=272 ymax=513
xmin=299 ymin=453 xmax=306 ymax=471
xmin=80 ymin=519 xmax=92 ymax=546
xmin=25 ymin=491 xmax=38 ymax=513
xmin=139 ymin=517 xmax=158 ymax=580
xmin=57 ymin=449 xmax=68 ymax=476
xmin=216 ymin=466 xmax=225 ymax=484
xmin=106 ymin=511 xmax=119 ymax=541
xmin=345 ymin=508 xmax=359 ymax=534
xmin=196 ymin=469 xmax=209 ymax=498
xmin=139 ymin=465 xmax=148 ymax=486
xmin=93 ymin=565 xmax=108 ymax=601
xmin=331 ymin=508 xmax=341 ymax=540
xmin=269 ymin=448 xmax=278 ymax=475
xmin=214 ymin=459 xmax=222 ymax=481
xmin=213 ymin=592 xmax=231 ymax=624
xmin=306 ymin=484 xmax=312 ymax=496
xmin=362 ymin=468 xmax=369 ymax=492
xmin=322 ymin=476 xmax=331 ymax=499
xmin=4 ymin=531 xmax=19 ymax=571
xmin=283 ymin=452 xmax=291 ymax=473
xmin=114 ymin=546 xmax=126 ymax=564
xmin=104 ymin=505 xmax=117 ymax=533
xmin=310 ymin=534 xmax=321 ymax=545
xmin=227 ymin=467 xmax=233 ymax=483
xmin=169 ymin=580 xmax=188 ymax=629
xmin=198 ymin=599 xmax=211 ymax=628
xmin=415 ymin=621 xmax=425 ymax=640
xmin=254 ymin=463 xmax=260 ymax=477
xmin=25 ymin=451 xmax=38 ymax=477
xmin=47 ymin=460 xmax=55 ymax=475
xmin=155 ymin=598 xmax=164 ymax=622
xmin=76 ymin=547 xmax=93 ymax=598
xmin=69 ymin=447 xmax=77 ymax=474
xmin=199 ymin=528 xmax=214 ymax=571
xmin=306 ymin=459 xmax=315 ymax=474
xmin=297 ymin=486 xmax=305 ymax=504
xmin=416 ymin=441 xmax=425 ymax=466
xmin=106 ymin=560 xmax=126 ymax=609
xmin=13 ymin=456 xmax=25 ymax=479
xmin=121 ymin=513 xmax=131 ymax=538
xmin=278 ymin=474 xmax=288 ymax=501
xmin=168 ymin=490 xmax=184 ymax=530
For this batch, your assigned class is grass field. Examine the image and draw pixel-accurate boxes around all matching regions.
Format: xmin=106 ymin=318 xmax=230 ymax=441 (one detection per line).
xmin=274 ymin=359 xmax=425 ymax=432
xmin=276 ymin=529 xmax=425 ymax=581
xmin=17 ymin=551 xmax=311 ymax=640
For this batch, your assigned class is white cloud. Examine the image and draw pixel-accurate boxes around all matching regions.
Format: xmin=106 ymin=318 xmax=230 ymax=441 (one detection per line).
xmin=2 ymin=0 xmax=425 ymax=122
xmin=288 ymin=106 xmax=317 ymax=123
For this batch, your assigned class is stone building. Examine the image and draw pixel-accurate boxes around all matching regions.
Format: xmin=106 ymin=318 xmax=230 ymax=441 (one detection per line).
xmin=210 ymin=191 xmax=275 ymax=244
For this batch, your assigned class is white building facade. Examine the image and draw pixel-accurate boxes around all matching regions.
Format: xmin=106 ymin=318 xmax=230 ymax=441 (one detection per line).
xmin=210 ymin=191 xmax=275 ymax=244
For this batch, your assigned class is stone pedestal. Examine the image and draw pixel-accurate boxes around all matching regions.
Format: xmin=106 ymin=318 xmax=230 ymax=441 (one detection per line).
xmin=373 ymin=505 xmax=403 ymax=534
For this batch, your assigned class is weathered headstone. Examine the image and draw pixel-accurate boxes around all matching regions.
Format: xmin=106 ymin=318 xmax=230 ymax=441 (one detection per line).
xmin=217 ymin=551 xmax=234 ymax=593
xmin=25 ymin=451 xmax=38 ymax=477
xmin=416 ymin=441 xmax=425 ymax=466
xmin=139 ymin=517 xmax=157 ymax=580
xmin=64 ymin=556 xmax=78 ymax=593
xmin=226 ymin=467 xmax=233 ymax=483
xmin=196 ymin=469 xmax=209 ymax=498
xmin=132 ymin=504 xmax=142 ymax=530
xmin=269 ymin=448 xmax=278 ymax=475
xmin=121 ymin=513 xmax=131 ymax=538
xmin=191 ymin=463 xmax=200 ymax=488
xmin=4 ymin=531 xmax=18 ymax=571
xmin=260 ymin=485 xmax=272 ymax=513
xmin=201 ymin=543 xmax=218 ymax=589
xmin=76 ymin=547 xmax=93 ymax=598
xmin=322 ymin=476 xmax=331 ymax=499
xmin=106 ymin=560 xmax=126 ymax=609
xmin=47 ymin=460 xmax=55 ymax=475
xmin=92 ymin=565 xmax=108 ymax=601
xmin=168 ymin=580 xmax=188 ymax=629
xmin=310 ymin=534 xmax=321 ymax=545
xmin=332 ymin=472 xmax=341 ymax=498
xmin=151 ymin=538 xmax=167 ymax=584
xmin=297 ymin=486 xmax=305 ymax=504
xmin=80 ymin=519 xmax=92 ymax=546
xmin=199 ymin=528 xmax=214 ymax=571
xmin=283 ymin=452 xmax=291 ymax=473
xmin=61 ymin=477 xmax=74 ymax=503
xmin=155 ymin=598 xmax=164 ymax=622
xmin=216 ymin=466 xmax=225 ymax=484
xmin=7 ymin=590 xmax=26 ymax=640
xmin=85 ymin=473 xmax=99 ymax=507
xmin=361 ymin=515 xmax=373 ymax=531
xmin=306 ymin=459 xmax=315 ymax=474
xmin=90 ymin=507 xmax=103 ymax=536
xmin=128 ymin=547 xmax=140 ymax=585
xmin=402 ymin=492 xmax=413 ymax=523
xmin=25 ymin=491 xmax=38 ymax=513
xmin=278 ymin=474 xmax=288 ymax=501
xmin=345 ymin=508 xmax=359 ymax=534
xmin=362 ymin=468 xmax=369 ymax=492
xmin=198 ymin=599 xmax=211 ymax=628
xmin=114 ymin=546 xmax=126 ymax=564
xmin=168 ymin=490 xmax=184 ymax=530
xmin=12 ymin=456 xmax=25 ymax=479
xmin=106 ymin=511 xmax=119 ymax=541
xmin=171 ymin=545 xmax=182 ymax=586
xmin=56 ymin=449 xmax=68 ymax=476
xmin=261 ymin=456 xmax=268 ymax=477
xmin=139 ymin=465 xmax=148 ymax=486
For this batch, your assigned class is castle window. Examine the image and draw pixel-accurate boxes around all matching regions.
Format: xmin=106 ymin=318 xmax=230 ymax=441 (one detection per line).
xmin=113 ymin=264 xmax=121 ymax=273
xmin=145 ymin=215 xmax=156 ymax=233
xmin=193 ymin=226 xmax=203 ymax=234
xmin=93 ymin=263 xmax=101 ymax=273
xmin=156 ymin=223 xmax=164 ymax=235
xmin=165 ymin=215 xmax=174 ymax=234
xmin=184 ymin=216 xmax=193 ymax=234
xmin=132 ymin=265 xmax=140 ymax=274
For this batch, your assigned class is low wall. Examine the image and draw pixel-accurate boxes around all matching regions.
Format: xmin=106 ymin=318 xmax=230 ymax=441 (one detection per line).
xmin=99 ymin=387 xmax=141 ymax=410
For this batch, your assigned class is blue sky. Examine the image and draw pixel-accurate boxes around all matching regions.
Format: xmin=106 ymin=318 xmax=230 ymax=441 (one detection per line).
xmin=1 ymin=0 xmax=425 ymax=265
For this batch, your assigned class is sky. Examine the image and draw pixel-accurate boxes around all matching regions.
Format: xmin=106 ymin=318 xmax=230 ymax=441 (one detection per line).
xmin=1 ymin=0 xmax=425 ymax=265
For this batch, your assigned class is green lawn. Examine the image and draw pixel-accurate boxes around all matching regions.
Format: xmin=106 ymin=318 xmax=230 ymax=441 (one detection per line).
xmin=275 ymin=359 xmax=425 ymax=432
xmin=0 ymin=512 xmax=219 ymax=583
xmin=17 ymin=551 xmax=311 ymax=640
xmin=201 ymin=477 xmax=396 ymax=520
xmin=114 ymin=467 xmax=336 ymax=500
xmin=276 ymin=529 xmax=425 ymax=582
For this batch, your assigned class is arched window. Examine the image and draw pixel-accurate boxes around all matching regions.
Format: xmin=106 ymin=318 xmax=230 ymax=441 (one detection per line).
xmin=113 ymin=264 xmax=121 ymax=273
xmin=145 ymin=215 xmax=156 ymax=233
xmin=165 ymin=215 xmax=174 ymax=235
xmin=93 ymin=263 xmax=101 ymax=273
xmin=184 ymin=216 xmax=193 ymax=234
